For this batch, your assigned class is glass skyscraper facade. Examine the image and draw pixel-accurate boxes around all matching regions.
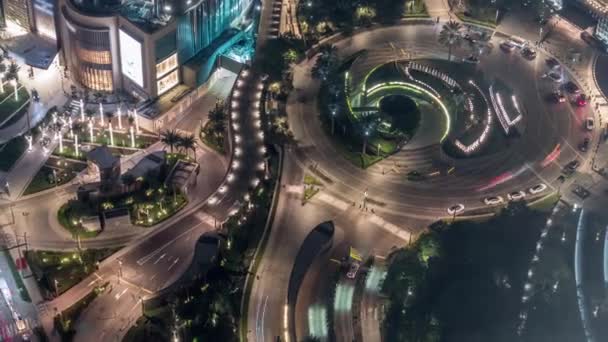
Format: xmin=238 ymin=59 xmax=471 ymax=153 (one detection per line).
xmin=177 ymin=0 xmax=249 ymax=62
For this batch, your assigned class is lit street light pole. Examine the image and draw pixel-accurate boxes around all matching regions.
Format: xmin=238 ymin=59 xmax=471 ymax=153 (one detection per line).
xmin=331 ymin=109 xmax=336 ymax=135
xmin=362 ymin=130 xmax=369 ymax=155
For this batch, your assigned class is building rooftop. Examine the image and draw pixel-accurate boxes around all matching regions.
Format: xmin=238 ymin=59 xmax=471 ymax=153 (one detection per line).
xmin=69 ymin=0 xmax=173 ymax=33
xmin=87 ymin=146 xmax=119 ymax=169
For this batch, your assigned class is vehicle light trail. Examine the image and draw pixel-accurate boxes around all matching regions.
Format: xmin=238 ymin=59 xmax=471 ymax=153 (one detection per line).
xmin=541 ymin=144 xmax=561 ymax=167
xmin=476 ymin=166 xmax=527 ymax=192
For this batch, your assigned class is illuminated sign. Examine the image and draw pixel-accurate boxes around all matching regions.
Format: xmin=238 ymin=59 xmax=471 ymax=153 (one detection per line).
xmin=157 ymin=70 xmax=179 ymax=96
xmin=119 ymin=29 xmax=144 ymax=87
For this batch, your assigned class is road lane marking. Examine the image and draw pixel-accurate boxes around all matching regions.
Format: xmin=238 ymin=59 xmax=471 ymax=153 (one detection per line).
xmin=153 ymin=253 xmax=166 ymax=264
xmin=115 ymin=288 xmax=128 ymax=300
xmin=168 ymin=257 xmax=179 ymax=271
xmin=136 ymin=221 xmax=209 ymax=266
xmin=317 ymin=192 xmax=349 ymax=211
xmin=368 ymin=215 xmax=411 ymax=241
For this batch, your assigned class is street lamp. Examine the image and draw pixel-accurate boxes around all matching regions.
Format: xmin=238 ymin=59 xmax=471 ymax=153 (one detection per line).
xmin=362 ymin=130 xmax=369 ymax=155
xmin=118 ymin=259 xmax=123 ymax=283
xmin=331 ymin=109 xmax=336 ymax=135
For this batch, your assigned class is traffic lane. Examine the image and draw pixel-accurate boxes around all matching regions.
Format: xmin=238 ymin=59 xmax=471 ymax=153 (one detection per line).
xmin=73 ymin=279 xmax=146 ymax=342
xmin=118 ymin=214 xmax=215 ymax=292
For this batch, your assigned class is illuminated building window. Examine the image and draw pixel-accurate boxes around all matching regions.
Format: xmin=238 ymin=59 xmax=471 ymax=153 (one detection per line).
xmin=77 ymin=48 xmax=112 ymax=65
xmin=156 ymin=53 xmax=178 ymax=79
xmin=157 ymin=70 xmax=179 ymax=95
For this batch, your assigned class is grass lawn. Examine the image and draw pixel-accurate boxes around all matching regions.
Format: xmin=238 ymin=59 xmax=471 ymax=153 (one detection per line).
xmin=23 ymin=159 xmax=86 ymax=195
xmin=201 ymin=121 xmax=225 ymax=154
xmin=0 ymin=136 xmax=26 ymax=171
xmin=304 ymin=174 xmax=323 ymax=186
xmin=26 ymin=248 xmax=119 ymax=298
xmin=0 ymin=86 xmax=30 ymax=124
xmin=402 ymin=0 xmax=428 ymax=17
xmin=72 ymin=130 xmax=158 ymax=149
xmin=302 ymin=185 xmax=320 ymax=204
xmin=57 ymin=203 xmax=101 ymax=239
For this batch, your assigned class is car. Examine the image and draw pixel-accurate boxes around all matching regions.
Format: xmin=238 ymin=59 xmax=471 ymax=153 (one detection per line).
xmin=549 ymin=91 xmax=566 ymax=103
xmin=566 ymin=159 xmax=581 ymax=171
xmin=546 ymin=57 xmax=560 ymax=70
xmin=508 ymin=191 xmax=526 ymax=201
xmin=586 ymin=117 xmax=595 ymax=131
xmin=579 ymin=137 xmax=590 ymax=152
xmin=522 ymin=47 xmax=537 ymax=60
xmin=31 ymin=89 xmax=40 ymax=102
xmin=484 ymin=196 xmax=504 ymax=205
xmin=547 ymin=72 xmax=563 ymax=83
xmin=529 ymin=183 xmax=547 ymax=194
xmin=565 ymin=81 xmax=581 ymax=94
xmin=447 ymin=204 xmax=465 ymax=215
xmin=576 ymin=94 xmax=588 ymax=107
xmin=500 ymin=41 xmax=516 ymax=52
xmin=347 ymin=262 xmax=360 ymax=279
xmin=464 ymin=55 xmax=480 ymax=64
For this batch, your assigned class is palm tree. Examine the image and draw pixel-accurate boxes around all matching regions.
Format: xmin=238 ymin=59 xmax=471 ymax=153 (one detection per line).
xmin=178 ymin=134 xmax=197 ymax=159
xmin=438 ymin=20 xmax=463 ymax=61
xmin=161 ymin=129 xmax=180 ymax=153
xmin=6 ymin=61 xmax=19 ymax=81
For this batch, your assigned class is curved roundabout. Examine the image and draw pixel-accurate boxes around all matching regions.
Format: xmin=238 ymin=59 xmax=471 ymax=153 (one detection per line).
xmin=289 ymin=24 xmax=597 ymax=220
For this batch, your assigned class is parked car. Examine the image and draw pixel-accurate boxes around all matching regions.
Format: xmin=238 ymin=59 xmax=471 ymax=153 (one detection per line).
xmin=579 ymin=137 xmax=590 ymax=152
xmin=586 ymin=117 xmax=595 ymax=131
xmin=566 ymin=160 xmax=581 ymax=171
xmin=522 ymin=47 xmax=537 ymax=60
xmin=529 ymin=183 xmax=547 ymax=194
xmin=500 ymin=41 xmax=517 ymax=52
xmin=546 ymin=57 xmax=560 ymax=70
xmin=547 ymin=72 xmax=563 ymax=83
xmin=508 ymin=191 xmax=526 ymax=201
xmin=484 ymin=196 xmax=504 ymax=205
xmin=565 ymin=81 xmax=581 ymax=94
xmin=447 ymin=204 xmax=465 ymax=215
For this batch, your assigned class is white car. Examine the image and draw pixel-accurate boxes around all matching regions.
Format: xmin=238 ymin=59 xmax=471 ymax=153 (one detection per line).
xmin=447 ymin=204 xmax=465 ymax=215
xmin=586 ymin=117 xmax=595 ymax=131
xmin=508 ymin=191 xmax=526 ymax=201
xmin=529 ymin=183 xmax=547 ymax=194
xmin=484 ymin=196 xmax=504 ymax=205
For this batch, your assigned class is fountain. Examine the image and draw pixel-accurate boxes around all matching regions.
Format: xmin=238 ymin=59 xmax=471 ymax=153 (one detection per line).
xmin=80 ymin=99 xmax=85 ymax=121
xmin=130 ymin=126 xmax=135 ymax=148
xmin=74 ymin=135 xmax=79 ymax=157
xmin=109 ymin=122 xmax=114 ymax=146
xmin=88 ymin=121 xmax=94 ymax=142
xmin=99 ymin=102 xmax=104 ymax=126
xmin=117 ymin=106 xmax=123 ymax=130
xmin=25 ymin=135 xmax=32 ymax=152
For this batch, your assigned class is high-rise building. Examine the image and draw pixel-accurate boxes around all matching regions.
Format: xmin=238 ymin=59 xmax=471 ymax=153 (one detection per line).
xmin=3 ymin=0 xmax=33 ymax=32
xmin=58 ymin=0 xmax=252 ymax=98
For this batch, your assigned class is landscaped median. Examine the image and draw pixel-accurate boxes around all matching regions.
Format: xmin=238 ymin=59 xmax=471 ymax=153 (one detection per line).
xmin=26 ymin=248 xmax=119 ymax=298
